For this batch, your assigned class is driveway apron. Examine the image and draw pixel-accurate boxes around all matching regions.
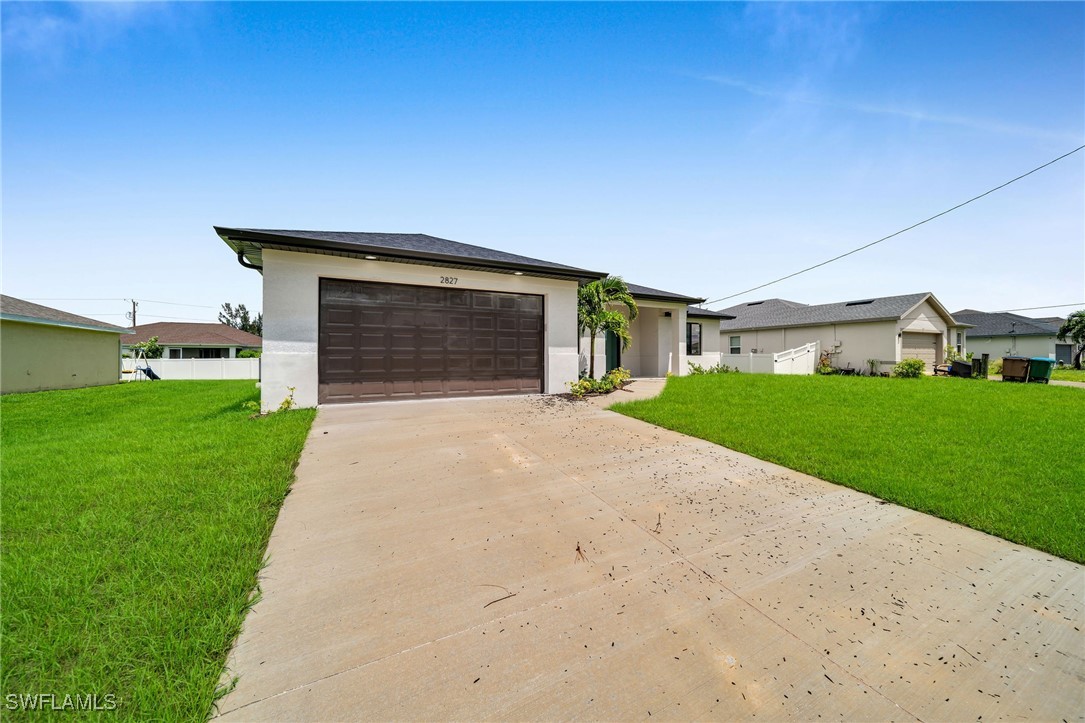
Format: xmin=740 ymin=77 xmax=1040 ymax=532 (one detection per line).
xmin=215 ymin=393 xmax=1083 ymax=721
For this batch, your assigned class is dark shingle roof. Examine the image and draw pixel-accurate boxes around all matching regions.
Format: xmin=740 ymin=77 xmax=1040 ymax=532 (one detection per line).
xmin=216 ymin=227 xmax=605 ymax=281
xmin=0 ymin=295 xmax=131 ymax=334
xmin=686 ymin=306 xmax=736 ymax=320
xmin=718 ymin=293 xmax=954 ymax=331
xmin=625 ymin=283 xmax=706 ymax=305
xmin=123 ymin=322 xmax=262 ymax=347
xmin=951 ymin=310 xmax=1063 ymax=338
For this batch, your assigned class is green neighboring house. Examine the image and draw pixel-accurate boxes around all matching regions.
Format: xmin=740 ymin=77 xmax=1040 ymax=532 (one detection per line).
xmin=1 ymin=295 xmax=132 ymax=394
xmin=953 ymin=309 xmax=1078 ymax=364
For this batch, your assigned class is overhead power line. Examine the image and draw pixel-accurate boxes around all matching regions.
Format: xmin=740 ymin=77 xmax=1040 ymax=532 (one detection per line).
xmin=705 ymin=144 xmax=1085 ymax=307
xmin=26 ymin=297 xmax=218 ymax=309
xmin=994 ymin=303 xmax=1084 ymax=313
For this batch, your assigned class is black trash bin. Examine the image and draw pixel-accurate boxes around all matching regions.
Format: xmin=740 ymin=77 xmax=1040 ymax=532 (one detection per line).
xmin=950 ymin=360 xmax=973 ymax=378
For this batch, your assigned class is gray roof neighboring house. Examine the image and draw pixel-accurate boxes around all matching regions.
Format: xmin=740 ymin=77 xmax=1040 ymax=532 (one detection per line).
xmin=718 ymin=292 xmax=964 ymax=332
xmin=625 ymin=283 xmax=706 ymax=305
xmin=951 ymin=310 xmax=1064 ymax=338
xmin=0 ymin=295 xmax=131 ymax=334
xmin=216 ymin=227 xmax=606 ymax=282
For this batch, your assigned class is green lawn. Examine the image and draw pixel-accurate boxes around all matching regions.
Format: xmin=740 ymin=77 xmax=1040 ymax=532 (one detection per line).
xmin=1052 ymin=368 xmax=1085 ymax=382
xmin=612 ymin=374 xmax=1085 ymax=563
xmin=1 ymin=381 xmax=315 ymax=720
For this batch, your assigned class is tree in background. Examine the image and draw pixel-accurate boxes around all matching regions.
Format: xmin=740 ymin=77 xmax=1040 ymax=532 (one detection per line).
xmin=130 ymin=335 xmax=163 ymax=359
xmin=219 ymin=303 xmax=263 ymax=337
xmin=1057 ymin=310 xmax=1085 ymax=369
xmin=577 ymin=276 xmax=638 ymax=379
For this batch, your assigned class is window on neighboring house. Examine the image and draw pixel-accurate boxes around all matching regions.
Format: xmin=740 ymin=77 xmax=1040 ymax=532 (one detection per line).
xmin=168 ymin=348 xmax=182 ymax=359
xmin=956 ymin=332 xmax=963 ymax=356
xmin=729 ymin=336 xmax=741 ymax=354
xmin=686 ymin=322 xmax=702 ymax=356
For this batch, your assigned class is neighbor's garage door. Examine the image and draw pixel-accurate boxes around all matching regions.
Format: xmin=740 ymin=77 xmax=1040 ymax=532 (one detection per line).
xmin=901 ymin=332 xmax=940 ymax=372
xmin=319 ymin=278 xmax=544 ymax=403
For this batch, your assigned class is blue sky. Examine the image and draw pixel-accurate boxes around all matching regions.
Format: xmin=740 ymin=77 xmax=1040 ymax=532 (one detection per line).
xmin=3 ymin=2 xmax=1083 ymax=325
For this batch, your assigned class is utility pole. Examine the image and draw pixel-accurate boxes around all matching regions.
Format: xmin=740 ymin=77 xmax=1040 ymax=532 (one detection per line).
xmin=126 ymin=299 xmax=138 ymax=328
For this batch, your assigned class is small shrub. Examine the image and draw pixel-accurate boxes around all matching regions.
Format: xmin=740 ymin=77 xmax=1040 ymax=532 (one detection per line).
xmin=237 ymin=349 xmax=262 ymax=359
xmin=865 ymin=358 xmax=881 ymax=376
xmin=893 ymin=358 xmax=925 ymax=378
xmin=277 ymin=386 xmax=296 ymax=413
xmin=816 ymin=362 xmax=835 ymax=375
xmin=569 ymin=367 xmax=631 ymax=398
xmin=689 ymin=362 xmax=738 ymax=375
xmin=990 ymin=359 xmax=1003 ymax=375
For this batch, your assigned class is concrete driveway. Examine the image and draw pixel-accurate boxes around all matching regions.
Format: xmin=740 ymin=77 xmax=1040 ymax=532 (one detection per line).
xmin=216 ymin=387 xmax=1083 ymax=721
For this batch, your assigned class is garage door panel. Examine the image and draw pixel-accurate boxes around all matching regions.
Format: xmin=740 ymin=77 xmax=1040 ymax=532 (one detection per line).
xmin=319 ymin=279 xmax=544 ymax=402
xmin=418 ymin=355 xmax=445 ymax=373
xmin=446 ymin=355 xmax=471 ymax=372
xmin=472 ymin=294 xmax=495 ymax=310
xmin=901 ymin=332 xmax=939 ymax=372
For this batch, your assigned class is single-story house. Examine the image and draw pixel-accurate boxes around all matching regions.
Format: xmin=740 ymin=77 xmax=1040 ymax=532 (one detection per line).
xmin=1 ymin=295 xmax=131 ymax=394
xmin=123 ymin=322 xmax=262 ymax=359
xmin=217 ymin=227 xmax=606 ymax=409
xmin=218 ymin=227 xmax=730 ymax=410
xmin=951 ymin=310 xmax=1078 ymax=364
xmin=716 ymin=292 xmax=969 ymax=374
xmin=582 ymin=284 xmax=735 ymax=378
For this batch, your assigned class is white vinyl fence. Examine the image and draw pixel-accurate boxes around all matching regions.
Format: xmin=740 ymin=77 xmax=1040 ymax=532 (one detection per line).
xmin=719 ymin=352 xmax=775 ymax=374
xmin=122 ymin=358 xmax=260 ymax=381
xmin=772 ymin=342 xmax=819 ymax=375
xmin=719 ymin=342 xmax=819 ymax=375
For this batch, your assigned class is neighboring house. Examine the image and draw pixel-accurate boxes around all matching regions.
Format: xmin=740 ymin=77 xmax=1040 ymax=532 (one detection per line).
xmin=218 ymin=227 xmax=604 ymax=409
xmin=951 ymin=310 xmax=1077 ymax=364
xmin=1 ymin=295 xmax=131 ymax=394
xmin=583 ymin=284 xmax=735 ymax=378
xmin=123 ymin=322 xmax=262 ymax=359
xmin=717 ymin=292 xmax=968 ymax=374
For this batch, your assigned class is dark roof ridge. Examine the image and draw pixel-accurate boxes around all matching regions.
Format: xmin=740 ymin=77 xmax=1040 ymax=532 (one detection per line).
xmin=216 ymin=227 xmax=605 ymax=281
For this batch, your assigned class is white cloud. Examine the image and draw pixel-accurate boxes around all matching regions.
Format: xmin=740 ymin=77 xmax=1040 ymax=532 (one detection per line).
xmin=701 ymin=73 xmax=1083 ymax=142
xmin=2 ymin=2 xmax=174 ymax=65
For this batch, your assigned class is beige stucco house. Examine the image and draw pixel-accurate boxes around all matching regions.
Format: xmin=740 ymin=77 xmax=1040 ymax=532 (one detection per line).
xmin=1 ymin=295 xmax=130 ymax=394
xmin=218 ymin=227 xmax=606 ymax=410
xmin=716 ymin=292 xmax=968 ymax=374
xmin=952 ymin=310 xmax=1078 ymax=365
xmin=580 ymin=283 xmax=733 ymax=378
xmin=219 ymin=228 xmax=735 ymax=411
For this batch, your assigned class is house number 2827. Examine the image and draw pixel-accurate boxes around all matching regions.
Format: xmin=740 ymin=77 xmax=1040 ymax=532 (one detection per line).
xmin=439 ymin=276 xmax=458 ymax=285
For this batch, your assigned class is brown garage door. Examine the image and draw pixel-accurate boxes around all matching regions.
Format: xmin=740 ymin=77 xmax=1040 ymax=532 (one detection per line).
xmin=901 ymin=332 xmax=940 ymax=372
xmin=319 ymin=278 xmax=544 ymax=403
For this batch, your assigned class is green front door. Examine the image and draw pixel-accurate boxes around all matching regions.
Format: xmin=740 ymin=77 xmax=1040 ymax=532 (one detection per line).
xmin=605 ymin=330 xmax=621 ymax=373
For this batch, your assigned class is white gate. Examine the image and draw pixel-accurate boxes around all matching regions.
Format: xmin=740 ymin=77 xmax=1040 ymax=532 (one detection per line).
xmin=773 ymin=342 xmax=819 ymax=375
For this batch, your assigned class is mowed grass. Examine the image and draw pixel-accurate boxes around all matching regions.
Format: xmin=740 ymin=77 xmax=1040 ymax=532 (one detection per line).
xmin=1052 ymin=368 xmax=1085 ymax=382
xmin=1 ymin=381 xmax=315 ymax=720
xmin=612 ymin=374 xmax=1085 ymax=563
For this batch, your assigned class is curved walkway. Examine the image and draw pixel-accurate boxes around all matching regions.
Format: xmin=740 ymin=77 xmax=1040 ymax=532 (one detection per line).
xmin=215 ymin=392 xmax=1083 ymax=721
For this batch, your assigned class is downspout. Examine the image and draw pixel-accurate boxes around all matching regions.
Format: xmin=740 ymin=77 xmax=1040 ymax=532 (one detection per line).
xmin=236 ymin=249 xmax=262 ymax=271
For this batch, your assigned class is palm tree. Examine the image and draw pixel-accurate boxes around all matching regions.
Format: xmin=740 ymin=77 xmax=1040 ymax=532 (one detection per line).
xmin=578 ymin=276 xmax=639 ymax=378
xmin=1057 ymin=310 xmax=1085 ymax=369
